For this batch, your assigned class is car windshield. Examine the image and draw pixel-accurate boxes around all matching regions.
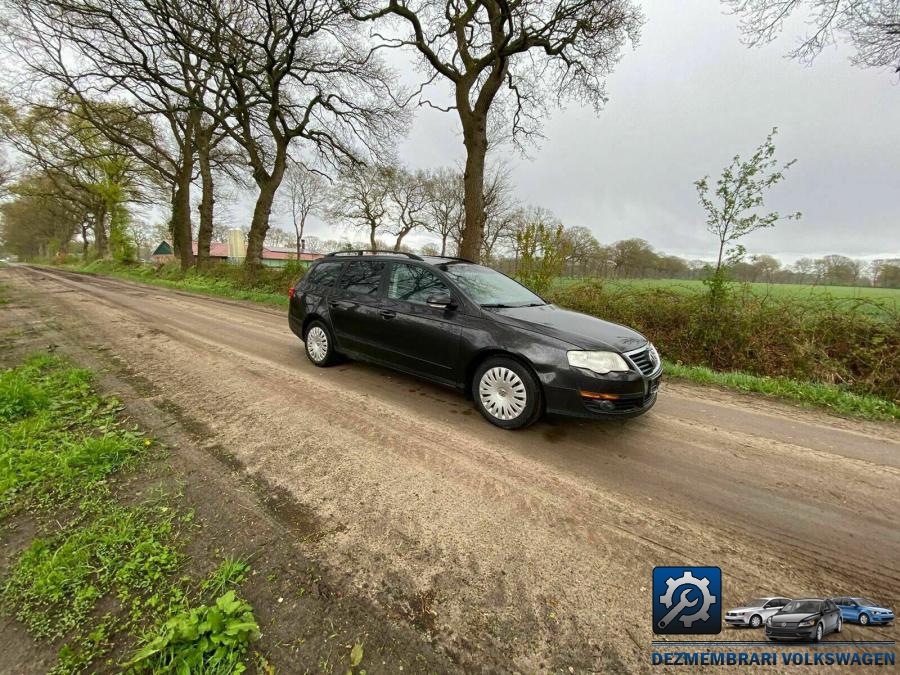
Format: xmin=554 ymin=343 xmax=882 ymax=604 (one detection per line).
xmin=439 ymin=263 xmax=545 ymax=307
xmin=853 ymin=598 xmax=876 ymax=606
xmin=745 ymin=599 xmax=768 ymax=607
xmin=782 ymin=600 xmax=821 ymax=614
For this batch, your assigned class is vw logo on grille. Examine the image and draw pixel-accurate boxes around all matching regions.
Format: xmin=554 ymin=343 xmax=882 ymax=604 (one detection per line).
xmin=780 ymin=622 xmax=786 ymax=627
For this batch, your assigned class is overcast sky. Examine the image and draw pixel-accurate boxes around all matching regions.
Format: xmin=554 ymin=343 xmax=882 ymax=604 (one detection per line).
xmin=268 ymin=0 xmax=899 ymax=263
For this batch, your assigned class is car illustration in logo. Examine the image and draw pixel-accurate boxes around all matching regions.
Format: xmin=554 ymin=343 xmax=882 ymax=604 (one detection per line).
xmin=765 ymin=598 xmax=843 ymax=642
xmin=831 ymin=597 xmax=895 ymax=626
xmin=725 ymin=597 xmax=791 ymax=628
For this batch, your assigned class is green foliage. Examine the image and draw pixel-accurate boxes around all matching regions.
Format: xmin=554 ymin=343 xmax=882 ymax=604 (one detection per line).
xmin=549 ymin=279 xmax=900 ymax=409
xmin=515 ymin=218 xmax=570 ymax=295
xmin=663 ymin=361 xmax=899 ymax=421
xmin=201 ymin=557 xmax=251 ymax=598
xmin=0 ymin=354 xmax=147 ymax=516
xmin=125 ymin=590 xmax=260 ymax=674
xmin=2 ymin=499 xmax=181 ymax=639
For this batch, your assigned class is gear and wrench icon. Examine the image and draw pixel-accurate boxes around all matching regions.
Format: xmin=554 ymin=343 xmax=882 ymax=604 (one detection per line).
xmin=658 ymin=570 xmax=717 ymax=628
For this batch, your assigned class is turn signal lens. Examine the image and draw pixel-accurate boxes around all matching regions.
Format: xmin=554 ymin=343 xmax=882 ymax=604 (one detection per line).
xmin=288 ymin=287 xmax=296 ymax=299
xmin=579 ymin=390 xmax=620 ymax=400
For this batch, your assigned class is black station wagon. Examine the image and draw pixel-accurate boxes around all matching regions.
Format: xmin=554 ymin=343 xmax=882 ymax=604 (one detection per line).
xmin=288 ymin=251 xmax=661 ymax=429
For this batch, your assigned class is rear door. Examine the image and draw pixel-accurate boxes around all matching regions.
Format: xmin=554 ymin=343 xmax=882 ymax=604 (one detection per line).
xmin=378 ymin=262 xmax=462 ymax=382
xmin=329 ymin=260 xmax=388 ymax=357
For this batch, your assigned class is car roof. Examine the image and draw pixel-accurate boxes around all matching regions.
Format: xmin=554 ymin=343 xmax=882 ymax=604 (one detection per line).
xmin=321 ymin=250 xmax=475 ymax=266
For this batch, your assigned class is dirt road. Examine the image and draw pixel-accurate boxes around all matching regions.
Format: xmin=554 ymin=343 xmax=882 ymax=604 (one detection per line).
xmin=4 ymin=265 xmax=898 ymax=672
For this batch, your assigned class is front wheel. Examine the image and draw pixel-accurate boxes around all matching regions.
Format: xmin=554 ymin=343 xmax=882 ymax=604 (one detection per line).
xmin=749 ymin=615 xmax=762 ymax=628
xmin=304 ymin=320 xmax=338 ymax=367
xmin=814 ymin=623 xmax=824 ymax=643
xmin=859 ymin=613 xmax=869 ymax=626
xmin=836 ymin=617 xmax=842 ymax=633
xmin=472 ymin=357 xmax=543 ymax=430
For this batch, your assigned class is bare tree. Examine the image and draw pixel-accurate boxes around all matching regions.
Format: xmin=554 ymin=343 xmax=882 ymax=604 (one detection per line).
xmin=725 ymin=0 xmax=900 ymax=73
xmin=329 ymin=163 xmax=428 ymax=250
xmin=422 ymin=167 xmax=463 ymax=256
xmin=349 ymin=0 xmax=642 ymax=262
xmin=163 ymin=0 xmax=408 ymax=271
xmin=282 ymin=163 xmax=329 ymax=259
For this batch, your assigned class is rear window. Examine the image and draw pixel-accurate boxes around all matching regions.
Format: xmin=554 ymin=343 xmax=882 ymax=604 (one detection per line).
xmin=305 ymin=261 xmax=343 ymax=287
xmin=338 ymin=261 xmax=385 ymax=295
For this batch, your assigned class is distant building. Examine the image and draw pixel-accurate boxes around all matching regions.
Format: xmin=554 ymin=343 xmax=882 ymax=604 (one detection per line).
xmin=150 ymin=231 xmax=323 ymax=267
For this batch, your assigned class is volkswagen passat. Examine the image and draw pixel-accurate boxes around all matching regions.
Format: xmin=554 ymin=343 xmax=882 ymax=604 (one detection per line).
xmin=288 ymin=251 xmax=662 ymax=429
xmin=832 ymin=597 xmax=895 ymax=626
xmin=725 ymin=597 xmax=791 ymax=628
xmin=765 ymin=599 xmax=843 ymax=642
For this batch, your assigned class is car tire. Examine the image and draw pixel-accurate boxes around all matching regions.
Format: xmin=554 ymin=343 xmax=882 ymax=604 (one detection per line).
xmin=859 ymin=613 xmax=869 ymax=626
xmin=750 ymin=615 xmax=762 ymax=628
xmin=814 ymin=623 xmax=824 ymax=643
xmin=472 ymin=356 xmax=543 ymax=430
xmin=836 ymin=617 xmax=843 ymax=633
xmin=304 ymin=320 xmax=338 ymax=367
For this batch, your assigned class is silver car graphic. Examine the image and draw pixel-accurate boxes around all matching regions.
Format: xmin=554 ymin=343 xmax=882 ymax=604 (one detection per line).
xmin=725 ymin=597 xmax=791 ymax=628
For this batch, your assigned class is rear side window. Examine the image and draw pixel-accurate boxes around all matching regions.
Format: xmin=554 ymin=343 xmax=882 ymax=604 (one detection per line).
xmin=306 ymin=261 xmax=343 ymax=287
xmin=338 ymin=261 xmax=384 ymax=295
xmin=388 ymin=264 xmax=450 ymax=305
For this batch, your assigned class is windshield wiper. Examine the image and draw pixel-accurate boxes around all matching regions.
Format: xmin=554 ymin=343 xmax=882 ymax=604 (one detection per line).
xmin=480 ymin=303 xmax=513 ymax=308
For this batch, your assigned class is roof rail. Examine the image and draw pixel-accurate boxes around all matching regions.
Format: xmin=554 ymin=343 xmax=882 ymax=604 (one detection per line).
xmin=325 ymin=250 xmax=424 ymax=261
xmin=429 ymin=255 xmax=474 ymax=264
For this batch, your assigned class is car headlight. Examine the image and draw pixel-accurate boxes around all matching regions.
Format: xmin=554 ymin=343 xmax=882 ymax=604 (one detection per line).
xmin=798 ymin=619 xmax=816 ymax=627
xmin=737 ymin=611 xmax=747 ymax=615
xmin=567 ymin=351 xmax=629 ymax=374
xmin=766 ymin=617 xmax=773 ymax=626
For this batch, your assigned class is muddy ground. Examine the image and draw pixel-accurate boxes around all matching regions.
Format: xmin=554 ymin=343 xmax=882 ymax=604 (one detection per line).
xmin=1 ymin=265 xmax=898 ymax=673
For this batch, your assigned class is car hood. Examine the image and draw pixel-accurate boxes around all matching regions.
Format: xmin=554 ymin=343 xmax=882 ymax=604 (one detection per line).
xmin=860 ymin=604 xmax=891 ymax=611
xmin=487 ymin=304 xmax=648 ymax=352
xmin=772 ymin=613 xmax=820 ymax=623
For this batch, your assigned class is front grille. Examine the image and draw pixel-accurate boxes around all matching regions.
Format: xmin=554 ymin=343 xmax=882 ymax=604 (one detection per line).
xmin=627 ymin=347 xmax=657 ymax=376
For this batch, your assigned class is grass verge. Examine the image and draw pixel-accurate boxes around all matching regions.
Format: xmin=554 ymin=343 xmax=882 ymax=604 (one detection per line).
xmin=37 ymin=261 xmax=898 ymax=423
xmin=0 ymin=353 xmax=261 ymax=673
xmin=664 ymin=360 xmax=899 ymax=422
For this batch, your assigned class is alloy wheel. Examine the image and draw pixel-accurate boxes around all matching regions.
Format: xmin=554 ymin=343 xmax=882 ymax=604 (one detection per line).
xmin=750 ymin=615 xmax=761 ymax=628
xmin=479 ymin=366 xmax=527 ymax=421
xmin=860 ymin=614 xmax=869 ymax=626
xmin=306 ymin=326 xmax=328 ymax=362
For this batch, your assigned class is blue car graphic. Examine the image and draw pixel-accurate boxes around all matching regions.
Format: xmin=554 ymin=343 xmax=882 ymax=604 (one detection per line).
xmin=831 ymin=597 xmax=894 ymax=626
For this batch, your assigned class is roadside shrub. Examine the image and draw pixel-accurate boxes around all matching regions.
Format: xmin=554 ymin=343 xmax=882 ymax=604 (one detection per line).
xmin=549 ymin=280 xmax=900 ymax=401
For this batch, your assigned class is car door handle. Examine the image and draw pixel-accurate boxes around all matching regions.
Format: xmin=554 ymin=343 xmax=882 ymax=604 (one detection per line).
xmin=329 ymin=300 xmax=353 ymax=309
xmin=380 ymin=310 xmax=396 ymax=320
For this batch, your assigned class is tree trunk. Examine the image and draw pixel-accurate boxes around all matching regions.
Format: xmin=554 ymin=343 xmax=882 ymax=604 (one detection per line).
xmin=440 ymin=235 xmax=447 ymax=257
xmin=81 ymin=222 xmax=89 ymax=258
xmin=245 ymin=145 xmax=287 ymax=273
xmin=294 ymin=216 xmax=305 ymax=261
xmin=172 ymin=164 xmax=194 ymax=270
xmin=458 ymin=114 xmax=488 ymax=263
xmin=196 ymin=128 xmax=215 ymax=269
xmin=94 ymin=204 xmax=108 ymax=258
xmin=369 ymin=226 xmax=377 ymax=250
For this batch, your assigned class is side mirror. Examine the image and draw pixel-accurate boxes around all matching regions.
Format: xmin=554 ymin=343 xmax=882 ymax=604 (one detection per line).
xmin=426 ymin=293 xmax=454 ymax=309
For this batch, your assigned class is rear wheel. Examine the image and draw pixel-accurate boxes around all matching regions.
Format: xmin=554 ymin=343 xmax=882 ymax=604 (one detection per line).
xmin=304 ymin=320 xmax=337 ymax=367
xmin=472 ymin=357 xmax=543 ymax=430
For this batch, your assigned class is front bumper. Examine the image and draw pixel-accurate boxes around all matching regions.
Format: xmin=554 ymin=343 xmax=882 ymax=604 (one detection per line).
xmin=868 ymin=612 xmax=894 ymax=624
xmin=765 ymin=625 xmax=817 ymax=640
xmin=725 ymin=614 xmax=752 ymax=626
xmin=543 ymin=368 xmax=662 ymax=419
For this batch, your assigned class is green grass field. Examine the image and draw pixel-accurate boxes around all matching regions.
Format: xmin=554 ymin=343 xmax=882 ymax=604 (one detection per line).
xmin=552 ymin=277 xmax=898 ymax=313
